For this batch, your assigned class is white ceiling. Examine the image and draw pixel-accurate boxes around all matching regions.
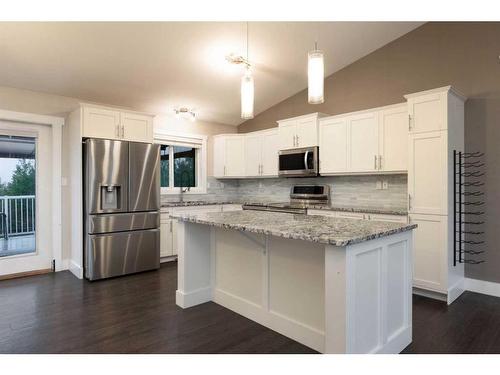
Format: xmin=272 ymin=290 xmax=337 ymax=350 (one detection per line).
xmin=0 ymin=22 xmax=423 ymax=126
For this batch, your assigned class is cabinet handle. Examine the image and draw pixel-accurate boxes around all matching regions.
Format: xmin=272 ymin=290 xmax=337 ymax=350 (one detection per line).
xmin=408 ymin=114 xmax=412 ymax=131
xmin=408 ymin=194 xmax=412 ymax=211
xmin=374 ymin=155 xmax=377 ymax=169
xmin=224 ymin=166 xmax=226 ymax=176
xmin=296 ymin=134 xmax=299 ymax=147
xmin=378 ymin=155 xmax=382 ymax=170
xmin=293 ymin=135 xmax=296 ymax=147
xmin=121 ymin=125 xmax=124 ymax=138
xmin=115 ymin=124 xmax=120 ymax=137
xmin=170 ymin=221 xmax=172 ymax=233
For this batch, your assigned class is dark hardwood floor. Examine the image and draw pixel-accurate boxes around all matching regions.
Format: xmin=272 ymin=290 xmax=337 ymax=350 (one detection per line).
xmin=1 ymin=262 xmax=500 ymax=354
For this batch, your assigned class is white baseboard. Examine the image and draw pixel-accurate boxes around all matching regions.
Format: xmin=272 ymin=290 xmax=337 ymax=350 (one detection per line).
xmin=465 ymin=278 xmax=500 ymax=298
xmin=69 ymin=260 xmax=83 ymax=279
xmin=176 ymin=287 xmax=211 ymax=308
xmin=448 ymin=279 xmax=465 ymax=304
xmin=160 ymin=255 xmax=178 ymax=264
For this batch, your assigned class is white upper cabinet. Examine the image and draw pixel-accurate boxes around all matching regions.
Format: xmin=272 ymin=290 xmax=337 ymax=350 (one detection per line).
xmin=278 ymin=113 xmax=327 ymax=150
xmin=348 ymin=111 xmax=379 ymax=173
xmin=260 ymin=130 xmax=280 ymax=176
xmin=296 ymin=117 xmax=319 ymax=148
xmin=82 ymin=106 xmax=121 ymax=140
xmin=213 ymin=135 xmax=246 ymax=178
xmin=244 ymin=129 xmax=279 ymax=177
xmin=81 ymin=105 xmax=154 ymax=143
xmin=378 ymin=104 xmax=408 ymax=172
xmin=245 ymin=134 xmax=262 ymax=177
xmin=406 ymin=90 xmax=447 ymax=134
xmin=278 ymin=119 xmax=297 ymax=150
xmin=319 ymin=117 xmax=348 ymax=174
xmin=119 ymin=112 xmax=153 ymax=143
xmin=408 ymin=131 xmax=448 ymax=215
xmin=319 ymin=104 xmax=408 ymax=175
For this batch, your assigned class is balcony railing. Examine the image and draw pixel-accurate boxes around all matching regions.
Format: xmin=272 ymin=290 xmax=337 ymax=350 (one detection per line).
xmin=0 ymin=195 xmax=35 ymax=240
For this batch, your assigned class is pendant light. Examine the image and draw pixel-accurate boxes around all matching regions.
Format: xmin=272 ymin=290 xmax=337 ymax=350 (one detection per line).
xmin=241 ymin=22 xmax=254 ymax=119
xmin=308 ymin=41 xmax=324 ymax=104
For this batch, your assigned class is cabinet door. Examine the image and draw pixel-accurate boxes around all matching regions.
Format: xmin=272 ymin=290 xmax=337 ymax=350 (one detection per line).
xmin=213 ymin=137 xmax=225 ymax=178
xmin=319 ymin=117 xmax=348 ymax=173
xmin=349 ymin=112 xmax=379 ymax=172
xmin=160 ymin=219 xmax=173 ymax=257
xmin=296 ymin=117 xmax=318 ymax=148
xmin=120 ymin=112 xmax=153 ymax=143
xmin=261 ymin=130 xmax=279 ymax=176
xmin=225 ymin=136 xmax=246 ymax=177
xmin=408 ymin=92 xmax=446 ymax=134
xmin=172 ymin=220 xmax=178 ymax=255
xmin=409 ymin=214 xmax=447 ymax=293
xmin=408 ymin=131 xmax=447 ymax=215
xmin=82 ymin=107 xmax=120 ymax=140
xmin=278 ymin=120 xmax=297 ymax=150
xmin=379 ymin=106 xmax=408 ymax=172
xmin=244 ymin=134 xmax=262 ymax=177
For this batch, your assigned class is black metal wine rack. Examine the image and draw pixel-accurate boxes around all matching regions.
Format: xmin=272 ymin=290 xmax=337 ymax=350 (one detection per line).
xmin=454 ymin=150 xmax=485 ymax=266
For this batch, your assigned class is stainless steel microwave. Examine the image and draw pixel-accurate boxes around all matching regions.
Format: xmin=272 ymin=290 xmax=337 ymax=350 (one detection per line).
xmin=278 ymin=146 xmax=319 ymax=177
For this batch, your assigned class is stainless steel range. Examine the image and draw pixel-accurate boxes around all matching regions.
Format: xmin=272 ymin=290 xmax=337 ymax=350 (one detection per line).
xmin=243 ymin=185 xmax=330 ymax=214
xmin=83 ymin=138 xmax=161 ymax=281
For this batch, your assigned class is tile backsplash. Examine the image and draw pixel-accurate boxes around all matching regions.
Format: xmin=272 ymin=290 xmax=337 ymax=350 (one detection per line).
xmin=162 ymin=174 xmax=408 ymax=211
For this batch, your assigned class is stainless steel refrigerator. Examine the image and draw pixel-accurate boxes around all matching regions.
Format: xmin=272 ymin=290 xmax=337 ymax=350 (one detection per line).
xmin=83 ymin=138 xmax=160 ymax=281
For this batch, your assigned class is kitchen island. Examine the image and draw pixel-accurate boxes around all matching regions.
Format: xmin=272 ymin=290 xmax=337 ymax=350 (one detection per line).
xmin=171 ymin=210 xmax=416 ymax=354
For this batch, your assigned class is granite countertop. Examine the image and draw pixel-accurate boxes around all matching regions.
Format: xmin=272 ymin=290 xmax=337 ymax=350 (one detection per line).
xmin=161 ymin=200 xmax=407 ymax=216
xmin=161 ymin=200 xmax=239 ymax=208
xmin=241 ymin=202 xmax=407 ymax=216
xmin=305 ymin=204 xmax=408 ymax=216
xmin=170 ymin=210 xmax=417 ymax=247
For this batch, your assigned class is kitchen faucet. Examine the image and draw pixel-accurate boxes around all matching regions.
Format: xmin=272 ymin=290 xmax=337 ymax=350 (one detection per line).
xmin=179 ymin=169 xmax=191 ymax=202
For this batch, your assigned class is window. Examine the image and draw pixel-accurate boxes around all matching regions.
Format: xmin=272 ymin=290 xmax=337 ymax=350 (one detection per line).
xmin=156 ymin=132 xmax=207 ymax=194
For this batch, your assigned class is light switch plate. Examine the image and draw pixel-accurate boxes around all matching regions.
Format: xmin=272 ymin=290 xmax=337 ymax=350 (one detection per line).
xmin=382 ymin=180 xmax=389 ymax=190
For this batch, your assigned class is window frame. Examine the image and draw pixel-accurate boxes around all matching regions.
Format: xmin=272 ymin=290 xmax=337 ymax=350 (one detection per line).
xmin=154 ymin=130 xmax=207 ymax=195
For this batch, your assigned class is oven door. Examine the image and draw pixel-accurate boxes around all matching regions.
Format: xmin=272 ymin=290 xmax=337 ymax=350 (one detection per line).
xmin=278 ymin=147 xmax=318 ymax=177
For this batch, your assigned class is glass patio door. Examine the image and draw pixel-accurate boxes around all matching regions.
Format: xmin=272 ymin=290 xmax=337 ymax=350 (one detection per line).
xmin=0 ymin=121 xmax=53 ymax=277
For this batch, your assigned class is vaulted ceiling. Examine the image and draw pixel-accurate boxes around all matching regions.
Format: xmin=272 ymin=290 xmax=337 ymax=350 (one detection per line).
xmin=0 ymin=22 xmax=423 ymax=125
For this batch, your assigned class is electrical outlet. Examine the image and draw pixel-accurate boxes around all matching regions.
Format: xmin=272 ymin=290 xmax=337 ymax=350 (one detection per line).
xmin=382 ymin=180 xmax=389 ymax=190
xmin=376 ymin=180 xmax=383 ymax=190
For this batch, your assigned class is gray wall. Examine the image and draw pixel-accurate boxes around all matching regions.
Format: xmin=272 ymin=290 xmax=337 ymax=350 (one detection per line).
xmin=238 ymin=22 xmax=499 ymax=283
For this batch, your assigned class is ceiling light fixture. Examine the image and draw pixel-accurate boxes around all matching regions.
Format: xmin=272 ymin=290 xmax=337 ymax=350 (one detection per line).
xmin=308 ymin=41 xmax=325 ymax=104
xmin=226 ymin=23 xmax=254 ymax=120
xmin=174 ymin=107 xmax=196 ymax=122
xmin=240 ymin=22 xmax=254 ymax=119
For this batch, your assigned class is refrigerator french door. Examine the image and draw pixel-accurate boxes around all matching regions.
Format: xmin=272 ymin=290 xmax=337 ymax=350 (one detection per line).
xmin=84 ymin=139 xmax=160 ymax=281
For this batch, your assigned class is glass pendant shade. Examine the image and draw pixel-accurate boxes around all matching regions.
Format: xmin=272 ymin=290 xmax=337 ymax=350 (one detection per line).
xmin=308 ymin=48 xmax=324 ymax=104
xmin=241 ymin=68 xmax=254 ymax=119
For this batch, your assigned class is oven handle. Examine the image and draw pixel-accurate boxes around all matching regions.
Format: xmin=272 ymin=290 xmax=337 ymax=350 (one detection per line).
xmin=304 ymin=150 xmax=309 ymax=170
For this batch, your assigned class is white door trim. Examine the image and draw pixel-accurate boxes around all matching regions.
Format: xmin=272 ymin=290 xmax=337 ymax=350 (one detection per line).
xmin=0 ymin=109 xmax=65 ymax=271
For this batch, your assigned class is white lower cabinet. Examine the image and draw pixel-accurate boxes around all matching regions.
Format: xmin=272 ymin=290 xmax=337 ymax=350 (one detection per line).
xmin=160 ymin=212 xmax=174 ymax=258
xmin=409 ymin=214 xmax=447 ymax=293
xmin=161 ymin=204 xmax=243 ymax=258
